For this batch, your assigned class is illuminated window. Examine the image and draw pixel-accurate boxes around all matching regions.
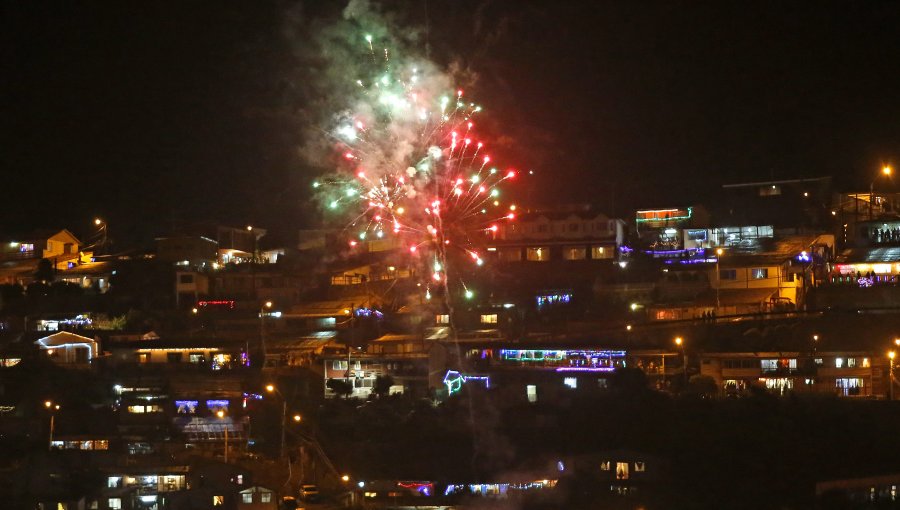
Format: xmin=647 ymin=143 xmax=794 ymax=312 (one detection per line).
xmin=526 ymin=247 xmax=550 ymax=261
xmin=836 ymin=358 xmax=844 ymax=368
xmin=213 ymin=496 xmax=224 ymax=506
xmin=563 ymin=377 xmax=577 ymax=389
xmin=600 ymin=461 xmax=610 ymax=471
xmin=863 ymin=358 xmax=870 ymax=368
xmin=436 ymin=314 xmax=449 ymax=324
xmin=136 ymin=353 xmax=151 ymax=364
xmin=242 ymin=493 xmax=253 ymax=504
xmin=333 ymin=360 xmax=348 ymax=370
xmin=261 ymin=493 xmax=272 ymax=503
xmin=635 ymin=461 xmax=646 ymax=472
xmin=480 ymin=314 xmax=498 ymax=324
xmin=108 ymin=499 xmax=122 ymax=510
xmin=616 ymin=462 xmax=629 ymax=480
xmin=526 ymin=385 xmax=537 ymax=403
xmin=107 ymin=477 xmax=122 ymax=488
xmin=591 ymin=245 xmax=613 ymax=259
xmin=751 ymin=268 xmax=768 ymax=279
xmin=563 ymin=246 xmax=586 ymax=260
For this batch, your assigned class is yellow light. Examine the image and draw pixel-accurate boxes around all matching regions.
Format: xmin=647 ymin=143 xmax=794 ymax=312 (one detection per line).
xmin=396 ymin=207 xmax=405 ymax=214
xmin=890 ymin=351 xmax=896 ymax=360
xmin=716 ymin=248 xmax=724 ymax=256
xmin=626 ymin=325 xmax=632 ymax=331
xmin=884 ymin=165 xmax=892 ymax=176
xmin=266 ymin=384 xmax=275 ymax=393
xmin=265 ymin=301 xmax=273 ymax=308
xmin=342 ymin=475 xmax=350 ymax=482
xmin=895 ymin=338 xmax=900 ymax=347
xmin=94 ymin=218 xmax=102 ymax=225
xmin=191 ymin=308 xmax=198 ymax=314
xmin=293 ymin=414 xmax=302 ymax=422
xmin=44 ymin=400 xmax=52 ymax=408
xmin=675 ymin=337 xmax=683 ymax=346
xmin=247 ymin=225 xmax=253 ymax=231
xmin=217 ymin=410 xmax=225 ymax=418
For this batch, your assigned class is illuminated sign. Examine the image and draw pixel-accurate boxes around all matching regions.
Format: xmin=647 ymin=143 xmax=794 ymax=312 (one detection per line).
xmin=197 ymin=300 xmax=235 ymax=309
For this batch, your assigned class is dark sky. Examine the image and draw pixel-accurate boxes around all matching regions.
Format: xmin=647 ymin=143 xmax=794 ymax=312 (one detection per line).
xmin=4 ymin=1 xmax=900 ymax=243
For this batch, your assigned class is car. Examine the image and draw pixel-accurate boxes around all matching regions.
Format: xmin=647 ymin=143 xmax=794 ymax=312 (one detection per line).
xmin=299 ymin=484 xmax=320 ymax=502
xmin=281 ymin=496 xmax=301 ymax=510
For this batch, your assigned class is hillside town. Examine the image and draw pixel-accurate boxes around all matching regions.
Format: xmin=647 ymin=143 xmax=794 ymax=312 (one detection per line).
xmin=6 ymin=176 xmax=900 ymax=508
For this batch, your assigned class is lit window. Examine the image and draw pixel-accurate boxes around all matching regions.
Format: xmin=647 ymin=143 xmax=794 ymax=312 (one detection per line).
xmin=591 ymin=245 xmax=613 ymax=259
xmin=242 ymin=493 xmax=253 ymax=504
xmin=480 ymin=314 xmax=498 ymax=324
xmin=261 ymin=492 xmax=272 ymax=503
xmin=635 ymin=461 xmax=646 ymax=472
xmin=863 ymin=358 xmax=870 ymax=368
xmin=751 ymin=268 xmax=768 ymax=279
xmin=213 ymin=496 xmax=224 ymax=506
xmin=333 ymin=360 xmax=348 ymax=370
xmin=616 ymin=462 xmax=629 ymax=480
xmin=847 ymin=358 xmax=857 ymax=368
xmin=436 ymin=314 xmax=449 ymax=324
xmin=563 ymin=246 xmax=586 ymax=260
xmin=526 ymin=247 xmax=550 ymax=261
xmin=526 ymin=385 xmax=537 ymax=403
xmin=836 ymin=358 xmax=844 ymax=368
xmin=563 ymin=377 xmax=577 ymax=389
xmin=108 ymin=498 xmax=122 ymax=510
xmin=600 ymin=461 xmax=610 ymax=471
xmin=108 ymin=477 xmax=122 ymax=488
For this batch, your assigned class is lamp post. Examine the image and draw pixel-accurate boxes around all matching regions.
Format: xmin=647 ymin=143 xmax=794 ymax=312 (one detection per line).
xmin=715 ymin=248 xmax=724 ymax=313
xmin=217 ymin=410 xmax=229 ymax=463
xmin=265 ymin=384 xmax=287 ymax=460
xmin=44 ymin=400 xmax=60 ymax=450
xmin=258 ymin=301 xmax=273 ymax=368
xmin=870 ymin=165 xmax=892 ymax=220
xmin=890 ymin=351 xmax=896 ymax=401
xmin=675 ymin=337 xmax=687 ymax=385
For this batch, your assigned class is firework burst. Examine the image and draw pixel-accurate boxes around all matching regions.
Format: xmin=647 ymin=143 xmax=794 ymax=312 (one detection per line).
xmin=314 ymin=34 xmax=519 ymax=299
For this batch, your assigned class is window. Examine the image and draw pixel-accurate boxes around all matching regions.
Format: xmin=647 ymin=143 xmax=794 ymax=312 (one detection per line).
xmin=563 ymin=246 xmax=586 ymax=260
xmin=601 ymin=461 xmax=610 ymax=471
xmin=563 ymin=377 xmax=577 ymax=389
xmin=480 ymin=314 xmax=498 ymax=324
xmin=591 ymin=245 xmax=613 ymax=259
xmin=635 ymin=461 xmax=646 ymax=472
xmin=167 ymin=352 xmax=182 ymax=363
xmin=836 ymin=358 xmax=844 ymax=368
xmin=863 ymin=358 xmax=871 ymax=368
xmin=498 ymin=248 xmax=522 ymax=262
xmin=19 ymin=243 xmax=34 ymax=253
xmin=616 ymin=462 xmax=629 ymax=480
xmin=526 ymin=247 xmax=550 ymax=261
xmin=261 ymin=492 xmax=272 ymax=503
xmin=108 ymin=477 xmax=122 ymax=488
xmin=108 ymin=498 xmax=122 ymax=510
xmin=333 ymin=360 xmax=348 ymax=370
xmin=526 ymin=385 xmax=537 ymax=403
xmin=242 ymin=493 xmax=253 ymax=504
xmin=136 ymin=353 xmax=151 ymax=364
xmin=751 ymin=268 xmax=768 ymax=279
xmin=847 ymin=358 xmax=857 ymax=368
xmin=436 ymin=314 xmax=449 ymax=324
xmin=213 ymin=496 xmax=224 ymax=506
xmin=836 ymin=378 xmax=864 ymax=396
xmin=719 ymin=269 xmax=737 ymax=280
xmin=189 ymin=352 xmax=205 ymax=364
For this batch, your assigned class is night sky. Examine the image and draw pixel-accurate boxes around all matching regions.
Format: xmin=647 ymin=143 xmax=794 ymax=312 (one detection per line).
xmin=5 ymin=1 xmax=900 ymax=243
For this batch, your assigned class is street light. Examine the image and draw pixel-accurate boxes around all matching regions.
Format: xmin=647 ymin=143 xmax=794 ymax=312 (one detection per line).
xmin=45 ymin=400 xmax=60 ymax=450
xmin=675 ymin=337 xmax=687 ymax=385
xmin=216 ymin=410 xmax=230 ymax=463
xmin=870 ymin=165 xmax=893 ymax=220
xmin=266 ymin=384 xmax=288 ymax=461
xmin=715 ymin=248 xmax=724 ymax=312
xmin=889 ymin=351 xmax=896 ymax=401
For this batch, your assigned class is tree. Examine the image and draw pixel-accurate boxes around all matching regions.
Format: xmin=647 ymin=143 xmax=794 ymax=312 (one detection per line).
xmin=684 ymin=375 xmax=718 ymax=398
xmin=326 ymin=378 xmax=353 ymax=399
xmin=372 ymin=375 xmax=395 ymax=398
xmin=34 ymin=258 xmax=54 ymax=283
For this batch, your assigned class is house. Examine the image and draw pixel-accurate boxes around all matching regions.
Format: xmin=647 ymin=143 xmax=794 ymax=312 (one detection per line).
xmin=237 ymin=486 xmax=278 ymax=510
xmin=35 ymin=331 xmax=99 ymax=365
xmin=0 ymin=229 xmax=92 ymax=285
